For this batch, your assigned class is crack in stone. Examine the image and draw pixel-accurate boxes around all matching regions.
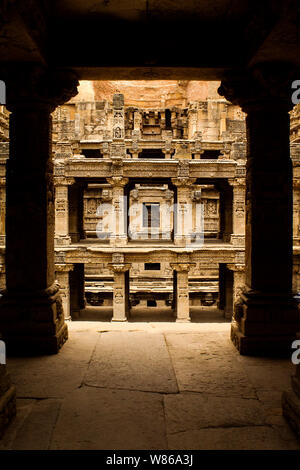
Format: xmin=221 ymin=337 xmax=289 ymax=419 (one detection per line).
xmin=47 ymin=400 xmax=63 ymax=450
xmin=162 ymin=332 xmax=179 ymax=394
xmin=168 ymin=423 xmax=273 ymax=435
xmin=81 ymin=382 xmax=180 ymax=395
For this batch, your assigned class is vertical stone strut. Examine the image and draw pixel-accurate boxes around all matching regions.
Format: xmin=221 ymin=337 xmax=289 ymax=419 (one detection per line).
xmin=172 ymin=175 xmax=196 ymax=246
xmin=54 ymin=177 xmax=75 ymax=246
xmin=109 ymin=254 xmax=131 ymax=322
xmin=0 ymin=65 xmax=79 ymax=354
xmin=55 ymin=264 xmax=74 ymax=321
xmin=219 ymin=63 xmax=299 ymax=355
xmin=107 ymin=176 xmax=129 ymax=246
xmin=228 ymin=178 xmax=245 ymax=246
xmin=171 ymin=262 xmax=194 ymax=322
xmin=0 ymin=177 xmax=6 ymax=246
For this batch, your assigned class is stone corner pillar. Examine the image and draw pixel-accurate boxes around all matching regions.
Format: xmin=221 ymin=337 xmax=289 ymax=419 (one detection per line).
xmin=55 ymin=263 xmax=74 ymax=321
xmin=171 ymin=176 xmax=196 ymax=247
xmin=0 ymin=64 xmax=79 ymax=355
xmin=106 ymin=176 xmax=129 ymax=247
xmin=0 ymin=176 xmax=6 ymax=246
xmin=109 ymin=254 xmax=131 ymax=322
xmin=219 ymin=63 xmax=300 ymax=357
xmin=228 ymin=177 xmax=245 ymax=247
xmin=226 ymin=263 xmax=245 ymax=319
xmin=171 ymin=262 xmax=194 ymax=322
xmin=293 ymin=179 xmax=300 ymax=246
xmin=54 ymin=176 xmax=75 ymax=247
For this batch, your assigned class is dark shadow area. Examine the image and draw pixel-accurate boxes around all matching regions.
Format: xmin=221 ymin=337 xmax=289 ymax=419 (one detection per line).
xmin=75 ymin=306 xmax=229 ymax=323
xmin=129 ymin=307 xmax=175 ymax=323
xmin=190 ymin=307 xmax=230 ymax=323
xmin=77 ymin=306 xmax=112 ymax=321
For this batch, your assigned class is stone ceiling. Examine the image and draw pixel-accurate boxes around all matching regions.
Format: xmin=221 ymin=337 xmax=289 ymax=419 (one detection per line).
xmin=0 ymin=1 xmax=299 ymax=80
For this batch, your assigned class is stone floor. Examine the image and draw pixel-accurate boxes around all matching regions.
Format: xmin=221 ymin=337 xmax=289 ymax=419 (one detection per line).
xmin=0 ymin=313 xmax=299 ymax=450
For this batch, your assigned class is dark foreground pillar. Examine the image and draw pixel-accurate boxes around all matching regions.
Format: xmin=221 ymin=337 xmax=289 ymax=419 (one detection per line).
xmin=0 ymin=65 xmax=78 ymax=354
xmin=219 ymin=64 xmax=299 ymax=356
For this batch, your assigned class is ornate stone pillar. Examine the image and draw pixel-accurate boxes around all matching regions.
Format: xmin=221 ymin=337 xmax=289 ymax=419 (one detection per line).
xmin=171 ymin=262 xmax=194 ymax=322
xmin=112 ymin=93 xmax=125 ymax=140
xmin=55 ymin=264 xmax=74 ymax=321
xmin=227 ymin=263 xmax=246 ymax=319
xmin=228 ymin=178 xmax=246 ymax=246
xmin=0 ymin=264 xmax=5 ymax=291
xmin=292 ymin=264 xmax=300 ymax=294
xmin=219 ymin=63 xmax=299 ymax=355
xmin=107 ymin=176 xmax=129 ymax=246
xmin=109 ymin=254 xmax=131 ymax=322
xmin=54 ymin=177 xmax=75 ymax=246
xmin=293 ymin=179 xmax=300 ymax=246
xmin=0 ymin=177 xmax=6 ymax=246
xmin=0 ymin=65 xmax=79 ymax=354
xmin=172 ymin=174 xmax=196 ymax=246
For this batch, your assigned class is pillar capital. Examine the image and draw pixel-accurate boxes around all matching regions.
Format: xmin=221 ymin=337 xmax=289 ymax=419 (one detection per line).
xmin=109 ymin=253 xmax=131 ymax=272
xmin=106 ymin=176 xmax=129 ymax=188
xmin=170 ymin=262 xmax=195 ymax=272
xmin=55 ymin=263 xmax=74 ymax=273
xmin=109 ymin=263 xmax=131 ymax=273
xmin=3 ymin=64 xmax=79 ymax=112
xmin=171 ymin=177 xmax=196 ymax=187
xmin=218 ymin=62 xmax=296 ymax=113
xmin=227 ymin=263 xmax=245 ymax=272
xmin=54 ymin=176 xmax=75 ymax=187
xmin=227 ymin=177 xmax=245 ymax=188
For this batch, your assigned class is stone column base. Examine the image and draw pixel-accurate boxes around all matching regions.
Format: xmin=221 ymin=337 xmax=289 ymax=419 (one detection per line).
xmin=0 ymin=283 xmax=68 ymax=355
xmin=176 ymin=318 xmax=191 ymax=323
xmin=1 ymin=324 xmax=68 ymax=356
xmin=231 ymin=321 xmax=296 ymax=356
xmin=0 ymin=365 xmax=16 ymax=438
xmin=231 ymin=289 xmax=300 ymax=355
xmin=282 ymin=389 xmax=300 ymax=438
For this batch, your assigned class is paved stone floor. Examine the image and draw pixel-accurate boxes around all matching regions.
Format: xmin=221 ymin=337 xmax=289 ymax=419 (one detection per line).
xmin=0 ymin=313 xmax=300 ymax=450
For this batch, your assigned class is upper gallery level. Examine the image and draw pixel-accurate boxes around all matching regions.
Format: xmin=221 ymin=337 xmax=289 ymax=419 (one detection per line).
xmin=52 ymin=80 xmax=247 ymax=166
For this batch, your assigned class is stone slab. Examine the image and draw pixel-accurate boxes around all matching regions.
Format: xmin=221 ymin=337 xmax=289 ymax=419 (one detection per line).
xmin=164 ymin=393 xmax=266 ymax=434
xmin=84 ymin=331 xmax=178 ymax=393
xmin=237 ymin=361 xmax=295 ymax=392
xmin=11 ymin=399 xmax=62 ymax=450
xmin=6 ymin=328 xmax=99 ymax=398
xmin=167 ymin=426 xmax=300 ymax=450
xmin=165 ymin=332 xmax=255 ymax=397
xmin=0 ymin=399 xmax=35 ymax=449
xmin=50 ymin=387 xmax=167 ymax=450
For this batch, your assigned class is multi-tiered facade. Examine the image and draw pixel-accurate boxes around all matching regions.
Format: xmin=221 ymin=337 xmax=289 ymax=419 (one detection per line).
xmin=51 ymin=80 xmax=247 ymax=322
xmin=0 ymin=82 xmax=300 ymax=322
